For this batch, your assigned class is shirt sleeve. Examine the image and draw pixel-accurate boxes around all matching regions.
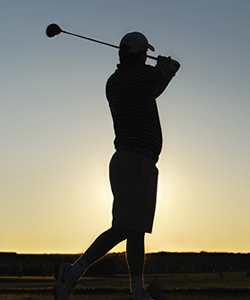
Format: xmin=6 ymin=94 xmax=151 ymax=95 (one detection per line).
xmin=151 ymin=56 xmax=180 ymax=99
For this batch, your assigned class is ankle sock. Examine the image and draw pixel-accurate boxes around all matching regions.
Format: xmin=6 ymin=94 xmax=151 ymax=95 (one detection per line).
xmin=130 ymin=275 xmax=143 ymax=293
xmin=69 ymin=256 xmax=90 ymax=281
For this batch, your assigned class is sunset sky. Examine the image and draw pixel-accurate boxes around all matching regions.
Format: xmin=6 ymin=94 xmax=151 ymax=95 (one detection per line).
xmin=1 ymin=0 xmax=250 ymax=254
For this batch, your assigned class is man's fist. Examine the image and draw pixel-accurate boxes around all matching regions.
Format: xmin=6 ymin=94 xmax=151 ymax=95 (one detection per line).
xmin=157 ymin=55 xmax=180 ymax=75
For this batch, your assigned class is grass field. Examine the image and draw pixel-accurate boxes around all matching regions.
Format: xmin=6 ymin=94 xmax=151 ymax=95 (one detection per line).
xmin=0 ymin=272 xmax=250 ymax=300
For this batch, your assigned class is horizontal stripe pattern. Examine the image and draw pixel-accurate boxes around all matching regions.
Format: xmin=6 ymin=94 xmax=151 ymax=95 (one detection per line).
xmin=106 ymin=64 xmax=166 ymax=155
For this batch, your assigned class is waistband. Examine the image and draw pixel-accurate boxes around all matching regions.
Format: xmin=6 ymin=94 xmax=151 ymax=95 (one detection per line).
xmin=117 ymin=145 xmax=158 ymax=163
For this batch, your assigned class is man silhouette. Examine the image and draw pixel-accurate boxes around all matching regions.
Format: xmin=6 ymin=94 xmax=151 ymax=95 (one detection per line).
xmin=55 ymin=31 xmax=180 ymax=300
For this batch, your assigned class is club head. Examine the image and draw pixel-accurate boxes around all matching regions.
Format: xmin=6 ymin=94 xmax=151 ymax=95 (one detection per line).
xmin=46 ymin=23 xmax=62 ymax=38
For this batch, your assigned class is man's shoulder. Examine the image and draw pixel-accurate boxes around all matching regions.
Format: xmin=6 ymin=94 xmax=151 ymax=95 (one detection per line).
xmin=106 ymin=64 xmax=157 ymax=85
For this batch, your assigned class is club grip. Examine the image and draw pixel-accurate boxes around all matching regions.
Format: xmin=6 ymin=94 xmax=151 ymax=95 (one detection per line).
xmin=147 ymin=54 xmax=157 ymax=61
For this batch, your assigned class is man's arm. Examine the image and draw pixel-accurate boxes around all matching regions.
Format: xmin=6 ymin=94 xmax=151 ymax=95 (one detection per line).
xmin=152 ymin=56 xmax=180 ymax=98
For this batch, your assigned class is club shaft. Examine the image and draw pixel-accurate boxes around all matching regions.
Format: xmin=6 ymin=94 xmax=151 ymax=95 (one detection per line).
xmin=62 ymin=30 xmax=119 ymax=49
xmin=147 ymin=54 xmax=157 ymax=61
xmin=61 ymin=30 xmax=157 ymax=60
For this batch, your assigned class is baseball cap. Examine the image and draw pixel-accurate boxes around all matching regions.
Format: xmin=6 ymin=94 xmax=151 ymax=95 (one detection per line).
xmin=119 ymin=32 xmax=155 ymax=53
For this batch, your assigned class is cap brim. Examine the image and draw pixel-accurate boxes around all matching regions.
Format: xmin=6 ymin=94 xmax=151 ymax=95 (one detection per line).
xmin=148 ymin=44 xmax=155 ymax=51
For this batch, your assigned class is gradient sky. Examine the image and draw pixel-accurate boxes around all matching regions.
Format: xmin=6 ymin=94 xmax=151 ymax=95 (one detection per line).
xmin=1 ymin=0 xmax=250 ymax=254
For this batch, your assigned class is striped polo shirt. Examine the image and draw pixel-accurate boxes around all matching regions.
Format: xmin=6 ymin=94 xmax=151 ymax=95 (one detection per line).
xmin=106 ymin=63 xmax=174 ymax=157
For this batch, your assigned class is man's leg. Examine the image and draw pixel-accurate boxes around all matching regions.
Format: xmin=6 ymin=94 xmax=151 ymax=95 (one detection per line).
xmin=55 ymin=227 xmax=131 ymax=300
xmin=69 ymin=227 xmax=130 ymax=279
xmin=126 ymin=232 xmax=145 ymax=293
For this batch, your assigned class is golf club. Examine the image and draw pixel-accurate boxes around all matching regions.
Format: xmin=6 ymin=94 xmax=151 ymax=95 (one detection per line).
xmin=46 ymin=23 xmax=157 ymax=60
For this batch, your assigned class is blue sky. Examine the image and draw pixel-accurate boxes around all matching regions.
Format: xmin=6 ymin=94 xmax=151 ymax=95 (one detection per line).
xmin=1 ymin=0 xmax=250 ymax=254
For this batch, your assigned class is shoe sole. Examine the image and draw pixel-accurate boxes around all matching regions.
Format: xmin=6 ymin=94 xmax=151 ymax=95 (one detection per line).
xmin=54 ymin=286 xmax=57 ymax=300
xmin=54 ymin=264 xmax=60 ymax=300
xmin=54 ymin=263 xmax=76 ymax=300
xmin=54 ymin=263 xmax=66 ymax=300
xmin=54 ymin=263 xmax=60 ymax=280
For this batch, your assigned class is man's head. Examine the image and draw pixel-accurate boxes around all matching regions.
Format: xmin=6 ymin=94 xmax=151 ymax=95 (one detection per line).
xmin=119 ymin=32 xmax=154 ymax=66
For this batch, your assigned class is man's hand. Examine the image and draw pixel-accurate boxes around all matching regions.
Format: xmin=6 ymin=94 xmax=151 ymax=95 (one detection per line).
xmin=157 ymin=55 xmax=180 ymax=75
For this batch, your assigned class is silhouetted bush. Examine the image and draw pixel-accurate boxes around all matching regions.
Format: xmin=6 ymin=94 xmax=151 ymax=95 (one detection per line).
xmin=1 ymin=252 xmax=250 ymax=276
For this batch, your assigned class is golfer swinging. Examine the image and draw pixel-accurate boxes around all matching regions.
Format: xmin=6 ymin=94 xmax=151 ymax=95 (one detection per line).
xmin=55 ymin=31 xmax=180 ymax=300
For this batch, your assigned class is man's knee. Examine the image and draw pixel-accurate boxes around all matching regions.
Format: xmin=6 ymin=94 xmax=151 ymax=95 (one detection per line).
xmin=111 ymin=227 xmax=144 ymax=239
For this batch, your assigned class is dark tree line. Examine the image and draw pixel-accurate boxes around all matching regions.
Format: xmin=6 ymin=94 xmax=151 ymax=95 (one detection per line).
xmin=1 ymin=252 xmax=250 ymax=277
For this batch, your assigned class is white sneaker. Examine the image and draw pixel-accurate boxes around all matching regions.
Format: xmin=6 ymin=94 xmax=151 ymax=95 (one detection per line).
xmin=129 ymin=288 xmax=154 ymax=300
xmin=54 ymin=263 xmax=78 ymax=300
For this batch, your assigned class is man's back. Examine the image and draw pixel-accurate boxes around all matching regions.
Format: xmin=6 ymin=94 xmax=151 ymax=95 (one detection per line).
xmin=106 ymin=63 xmax=163 ymax=156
